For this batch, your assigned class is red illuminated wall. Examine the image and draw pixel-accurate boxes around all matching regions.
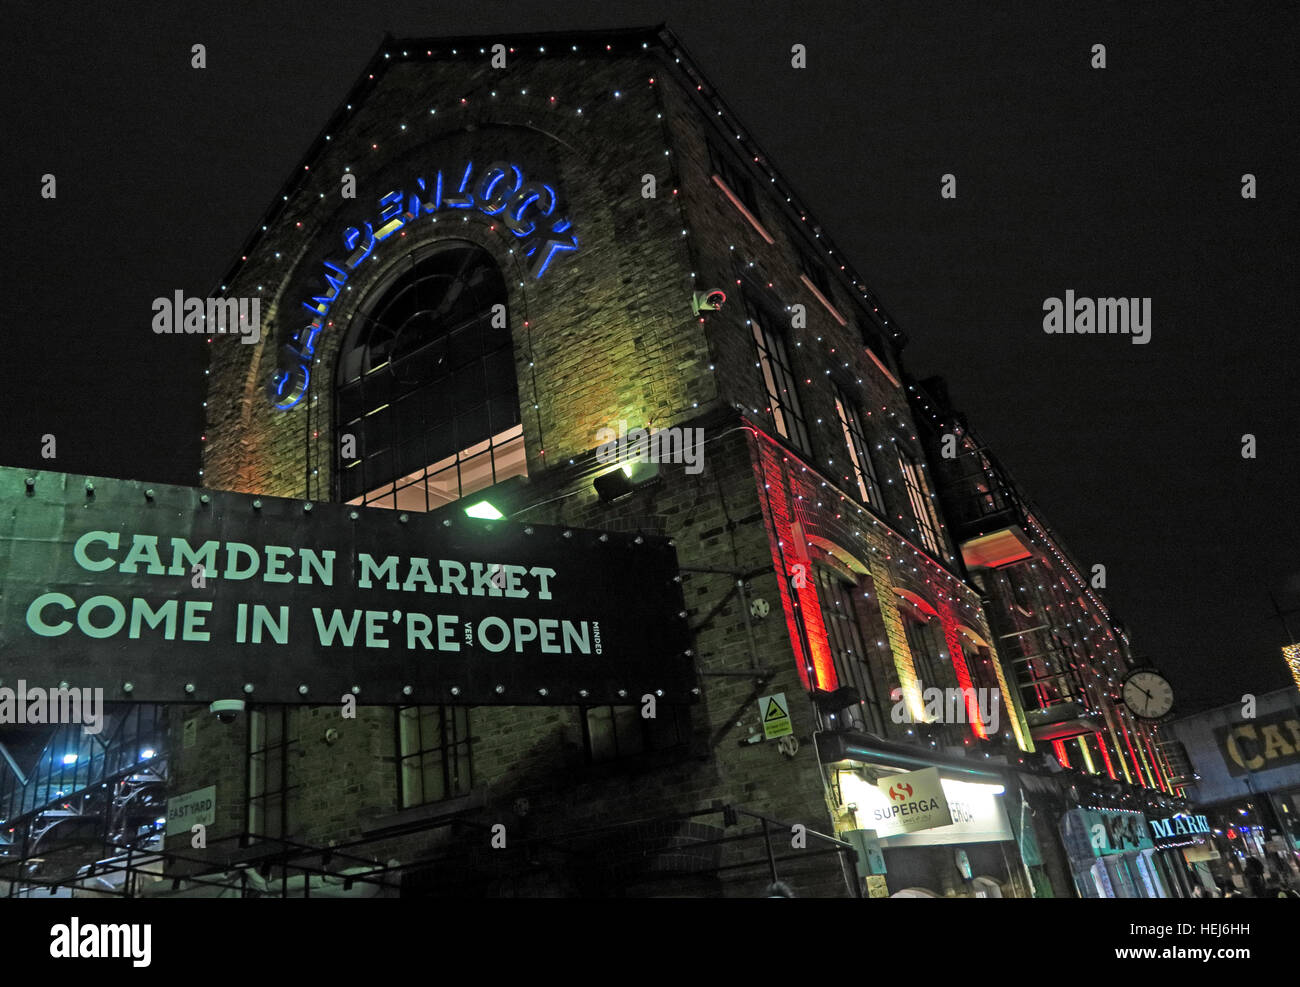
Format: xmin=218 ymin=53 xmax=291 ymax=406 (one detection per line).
xmin=749 ymin=432 xmax=837 ymax=693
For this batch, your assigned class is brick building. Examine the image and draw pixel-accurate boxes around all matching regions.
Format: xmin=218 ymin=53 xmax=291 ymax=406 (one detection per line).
xmin=908 ymin=376 xmax=1199 ymax=897
xmin=3 ymin=25 xmax=1180 ymax=899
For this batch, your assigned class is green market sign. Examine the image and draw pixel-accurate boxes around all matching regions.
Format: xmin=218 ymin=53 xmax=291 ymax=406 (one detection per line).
xmin=0 ymin=466 xmax=690 ymax=706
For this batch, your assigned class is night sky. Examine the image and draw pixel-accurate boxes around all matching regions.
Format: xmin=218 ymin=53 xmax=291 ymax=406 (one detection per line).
xmin=1 ymin=1 xmax=1296 ymax=713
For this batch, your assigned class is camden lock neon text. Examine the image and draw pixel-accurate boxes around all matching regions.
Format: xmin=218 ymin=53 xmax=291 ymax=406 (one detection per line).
xmin=270 ymin=160 xmax=579 ymax=410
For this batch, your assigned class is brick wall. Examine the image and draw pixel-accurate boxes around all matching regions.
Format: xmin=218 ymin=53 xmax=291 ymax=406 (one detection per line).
xmin=179 ymin=38 xmax=1022 ymax=897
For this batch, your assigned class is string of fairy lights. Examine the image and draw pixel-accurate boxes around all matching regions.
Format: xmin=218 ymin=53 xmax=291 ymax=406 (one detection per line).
xmin=198 ymin=31 xmax=910 ymax=485
xmin=200 ymin=36 xmax=706 ymax=497
xmin=905 ymin=384 xmax=1180 ymax=788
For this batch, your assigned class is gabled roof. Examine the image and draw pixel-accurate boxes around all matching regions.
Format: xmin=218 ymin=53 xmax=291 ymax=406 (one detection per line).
xmin=211 ymin=23 xmax=908 ymax=354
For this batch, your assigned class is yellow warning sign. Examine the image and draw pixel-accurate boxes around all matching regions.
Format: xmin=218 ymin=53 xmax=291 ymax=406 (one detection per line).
xmin=759 ymin=692 xmax=793 ymax=740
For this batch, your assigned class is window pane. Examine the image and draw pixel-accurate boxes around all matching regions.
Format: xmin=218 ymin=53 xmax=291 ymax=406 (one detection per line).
xmin=421 ymin=753 xmax=446 ymax=803
xmin=401 ymin=758 xmax=423 ymax=808
xmin=337 ymin=243 xmax=526 ymax=513
xmin=586 ymin=706 xmax=617 ymax=761
xmin=399 ymin=707 xmax=421 ymax=756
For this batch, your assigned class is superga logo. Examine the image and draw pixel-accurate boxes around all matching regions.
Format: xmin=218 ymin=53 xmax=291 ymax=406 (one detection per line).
xmin=49 ymin=918 xmax=151 ymax=967
xmin=888 ymin=781 xmax=914 ymax=801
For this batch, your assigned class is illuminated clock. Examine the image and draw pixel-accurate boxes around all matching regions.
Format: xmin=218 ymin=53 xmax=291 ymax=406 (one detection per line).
xmin=1121 ymin=669 xmax=1174 ymax=720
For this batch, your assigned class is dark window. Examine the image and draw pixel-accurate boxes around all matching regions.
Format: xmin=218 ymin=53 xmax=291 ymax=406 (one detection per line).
xmin=397 ymin=706 xmax=473 ymax=808
xmin=708 ymin=140 xmax=760 ymax=215
xmin=834 ymin=387 xmax=884 ymax=512
xmin=961 ymin=638 xmax=1001 ymax=697
xmin=898 ymin=450 xmax=944 ymax=556
xmin=816 ymin=567 xmax=889 ymax=735
xmin=336 ymin=242 xmax=525 ymax=511
xmin=583 ymin=705 xmax=690 ymax=763
xmin=248 ymin=707 xmax=297 ymax=841
xmin=750 ymin=310 xmax=811 ymax=454
xmin=901 ymin=609 xmax=953 ymax=693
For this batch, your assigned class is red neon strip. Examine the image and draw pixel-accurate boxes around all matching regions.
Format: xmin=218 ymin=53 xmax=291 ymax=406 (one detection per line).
xmin=1142 ymin=732 xmax=1169 ymax=793
xmin=1119 ymin=718 xmax=1149 ymax=787
xmin=1053 ymin=739 xmax=1070 ymax=769
xmin=940 ymin=613 xmax=986 ymax=739
xmin=752 ymin=439 xmax=836 ymax=692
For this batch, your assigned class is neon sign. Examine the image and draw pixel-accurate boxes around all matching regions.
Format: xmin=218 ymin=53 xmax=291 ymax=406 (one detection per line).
xmin=269 ymin=160 xmax=579 ymax=410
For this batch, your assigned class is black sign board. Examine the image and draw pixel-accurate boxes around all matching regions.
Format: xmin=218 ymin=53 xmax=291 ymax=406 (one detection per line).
xmin=0 ymin=467 xmax=695 ymax=705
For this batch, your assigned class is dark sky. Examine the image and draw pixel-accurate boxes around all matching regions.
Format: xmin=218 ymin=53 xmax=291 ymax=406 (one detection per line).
xmin=1 ymin=1 xmax=1296 ymax=713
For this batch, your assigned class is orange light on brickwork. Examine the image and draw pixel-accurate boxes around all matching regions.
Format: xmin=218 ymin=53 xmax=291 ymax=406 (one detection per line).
xmin=1284 ymin=643 xmax=1300 ymax=692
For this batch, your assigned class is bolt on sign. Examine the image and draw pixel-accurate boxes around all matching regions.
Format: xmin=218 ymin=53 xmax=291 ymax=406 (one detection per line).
xmin=0 ymin=467 xmax=695 ymax=706
xmin=166 ymin=785 xmax=216 ymax=837
xmin=1214 ymin=712 xmax=1300 ymax=775
xmin=873 ymin=767 xmax=953 ymax=834
xmin=758 ymin=691 xmax=792 ymax=740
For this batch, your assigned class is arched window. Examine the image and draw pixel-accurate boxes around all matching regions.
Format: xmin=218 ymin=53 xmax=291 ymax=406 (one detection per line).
xmin=335 ymin=242 xmax=526 ymax=510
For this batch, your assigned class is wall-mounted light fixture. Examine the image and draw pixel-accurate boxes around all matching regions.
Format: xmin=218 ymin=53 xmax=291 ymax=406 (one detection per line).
xmin=594 ymin=459 xmax=660 ymax=502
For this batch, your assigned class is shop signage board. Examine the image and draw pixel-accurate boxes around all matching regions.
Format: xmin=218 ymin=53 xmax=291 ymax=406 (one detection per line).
xmin=872 ymin=767 xmax=953 ymax=835
xmin=1147 ymin=813 xmax=1210 ymax=846
xmin=758 ymin=692 xmax=792 ymax=740
xmin=870 ymin=777 xmax=1013 ymax=847
xmin=1213 ymin=710 xmax=1300 ymax=776
xmin=166 ymin=785 xmax=215 ymax=836
xmin=1062 ymin=808 xmax=1155 ymax=857
xmin=0 ymin=467 xmax=695 ymax=706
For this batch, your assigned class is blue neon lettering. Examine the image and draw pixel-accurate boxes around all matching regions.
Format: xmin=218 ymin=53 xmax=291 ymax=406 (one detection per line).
xmin=270 ymin=160 xmax=578 ymax=409
xmin=444 ymin=162 xmax=475 ymax=208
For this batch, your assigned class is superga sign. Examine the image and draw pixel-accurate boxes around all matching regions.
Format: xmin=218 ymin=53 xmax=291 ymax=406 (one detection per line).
xmin=873 ymin=768 xmax=953 ymax=834
xmin=0 ymin=467 xmax=692 ymax=706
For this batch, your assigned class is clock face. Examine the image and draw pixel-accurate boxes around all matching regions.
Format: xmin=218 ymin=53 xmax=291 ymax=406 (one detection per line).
xmin=1122 ymin=670 xmax=1174 ymax=720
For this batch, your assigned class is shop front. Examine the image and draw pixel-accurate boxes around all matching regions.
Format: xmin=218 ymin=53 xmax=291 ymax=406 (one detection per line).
xmin=818 ymin=734 xmax=1032 ymax=898
xmin=1169 ymin=689 xmax=1300 ymax=895
xmin=1144 ymin=811 xmax=1211 ymax=898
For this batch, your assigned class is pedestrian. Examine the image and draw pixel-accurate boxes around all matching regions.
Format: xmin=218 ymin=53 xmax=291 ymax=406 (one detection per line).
xmin=1244 ymin=857 xmax=1267 ymax=898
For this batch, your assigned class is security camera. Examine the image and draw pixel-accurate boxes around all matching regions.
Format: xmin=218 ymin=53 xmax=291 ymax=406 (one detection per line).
xmin=210 ymin=699 xmax=246 ymax=724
